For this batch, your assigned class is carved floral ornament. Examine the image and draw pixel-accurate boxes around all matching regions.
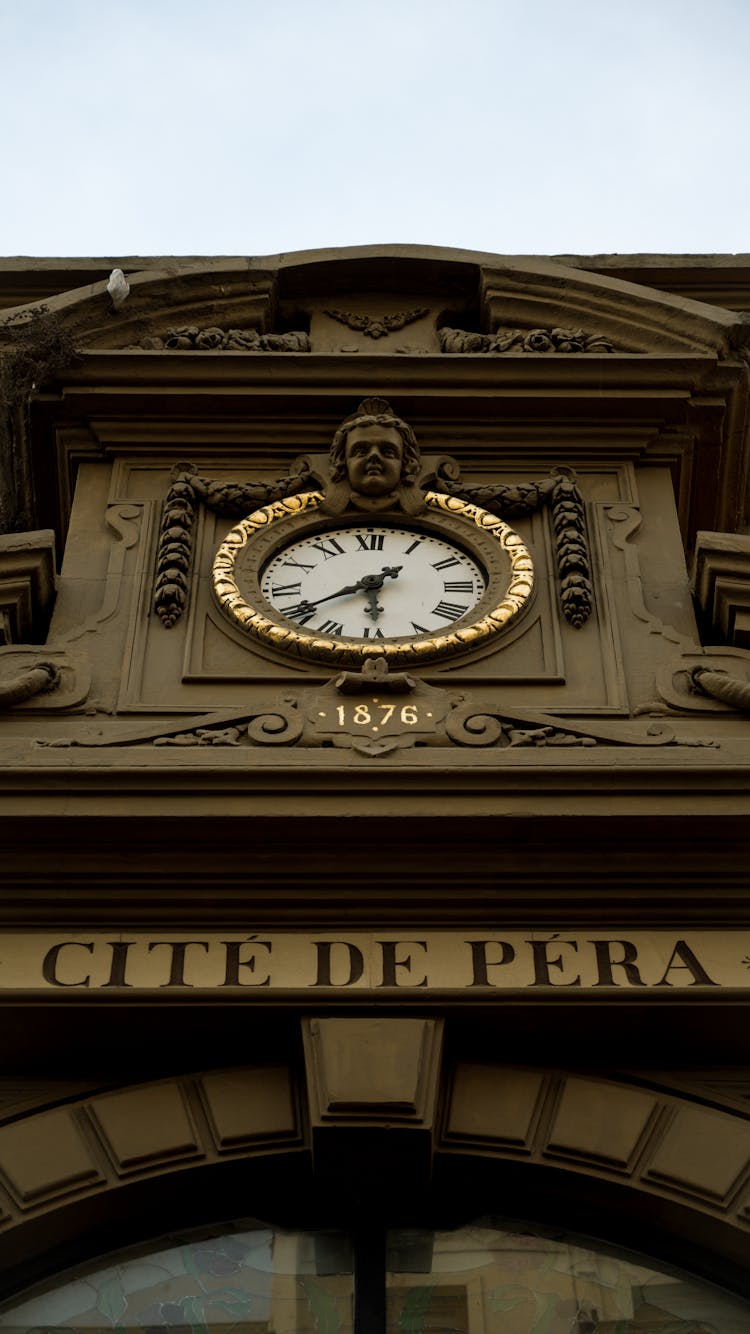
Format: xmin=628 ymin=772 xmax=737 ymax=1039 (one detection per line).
xmin=152 ymin=398 xmax=594 ymax=646
xmin=440 ymin=326 xmax=616 ymax=354
xmin=133 ymin=327 xmax=310 ymax=351
xmin=127 ymin=321 xmax=615 ymax=355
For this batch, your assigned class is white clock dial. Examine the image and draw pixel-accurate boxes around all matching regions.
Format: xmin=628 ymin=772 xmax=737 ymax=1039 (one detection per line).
xmin=259 ymin=524 xmax=486 ymax=640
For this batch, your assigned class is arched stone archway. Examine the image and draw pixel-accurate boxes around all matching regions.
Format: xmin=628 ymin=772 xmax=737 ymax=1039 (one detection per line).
xmin=0 ymin=1056 xmax=748 ymax=1302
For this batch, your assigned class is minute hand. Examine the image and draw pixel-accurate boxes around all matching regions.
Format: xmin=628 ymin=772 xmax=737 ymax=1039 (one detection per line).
xmin=284 ymin=565 xmax=402 ymax=617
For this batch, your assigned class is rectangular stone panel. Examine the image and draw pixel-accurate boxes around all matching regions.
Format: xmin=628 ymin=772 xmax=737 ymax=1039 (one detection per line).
xmin=87 ymin=1082 xmax=201 ymax=1173
xmin=0 ymin=1109 xmax=102 ymax=1203
xmin=546 ymin=1077 xmax=658 ymax=1169
xmin=304 ymin=1018 xmax=442 ymax=1124
xmin=445 ymin=1064 xmax=545 ymax=1150
xmin=645 ymin=1107 xmax=750 ymax=1201
xmin=198 ymin=1068 xmax=300 ymax=1150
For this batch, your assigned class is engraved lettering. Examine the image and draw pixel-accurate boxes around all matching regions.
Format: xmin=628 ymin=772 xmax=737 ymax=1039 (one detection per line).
xmin=221 ymin=937 xmax=272 ymax=987
xmin=466 ymin=939 xmax=516 ymax=986
xmin=590 ymin=939 xmax=646 ymax=987
xmin=42 ymin=941 xmax=94 ymax=988
xmin=312 ymin=941 xmax=365 ymax=987
xmin=654 ymin=940 xmax=719 ymax=987
xmin=101 ymin=940 xmax=135 ymax=988
xmin=527 ymin=937 xmax=582 ymax=987
xmin=148 ymin=940 xmax=210 ymax=987
xmin=377 ymin=940 xmax=428 ymax=987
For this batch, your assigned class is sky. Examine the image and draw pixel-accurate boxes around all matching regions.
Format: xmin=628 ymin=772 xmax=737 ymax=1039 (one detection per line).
xmin=1 ymin=0 xmax=749 ymax=259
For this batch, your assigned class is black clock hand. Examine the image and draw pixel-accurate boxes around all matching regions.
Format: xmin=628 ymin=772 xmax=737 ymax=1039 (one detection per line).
xmin=364 ymin=587 xmax=383 ymax=621
xmin=285 ymin=566 xmax=401 ymax=619
xmin=360 ymin=565 xmax=402 ymax=622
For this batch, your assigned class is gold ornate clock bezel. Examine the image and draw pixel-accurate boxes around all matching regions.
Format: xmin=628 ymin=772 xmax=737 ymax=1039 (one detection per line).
xmin=212 ymin=490 xmax=534 ymax=667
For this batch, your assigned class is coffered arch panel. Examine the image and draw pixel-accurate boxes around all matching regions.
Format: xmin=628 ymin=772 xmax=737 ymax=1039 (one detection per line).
xmin=0 ymin=1063 xmax=747 ymax=1301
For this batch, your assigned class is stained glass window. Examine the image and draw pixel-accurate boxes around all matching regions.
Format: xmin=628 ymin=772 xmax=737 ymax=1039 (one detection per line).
xmin=0 ymin=1220 xmax=747 ymax=1334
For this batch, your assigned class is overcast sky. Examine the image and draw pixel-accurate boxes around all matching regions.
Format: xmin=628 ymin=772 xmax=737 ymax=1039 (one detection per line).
xmin=2 ymin=0 xmax=749 ymax=259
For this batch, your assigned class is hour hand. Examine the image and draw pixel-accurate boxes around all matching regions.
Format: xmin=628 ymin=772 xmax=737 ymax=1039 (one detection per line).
xmin=361 ymin=565 xmax=401 ymax=621
xmin=364 ymin=587 xmax=384 ymax=621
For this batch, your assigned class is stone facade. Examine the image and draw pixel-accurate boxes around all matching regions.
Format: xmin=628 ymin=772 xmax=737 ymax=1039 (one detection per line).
xmin=1 ymin=247 xmax=750 ymax=1319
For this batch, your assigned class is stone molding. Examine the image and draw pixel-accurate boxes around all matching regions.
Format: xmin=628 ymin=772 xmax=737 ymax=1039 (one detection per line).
xmin=0 ymin=530 xmax=55 ymax=644
xmin=693 ymin=530 xmax=750 ymax=648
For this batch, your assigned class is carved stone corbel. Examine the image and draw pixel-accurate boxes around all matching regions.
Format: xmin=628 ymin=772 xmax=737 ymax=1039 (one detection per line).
xmin=301 ymin=1017 xmax=444 ymax=1187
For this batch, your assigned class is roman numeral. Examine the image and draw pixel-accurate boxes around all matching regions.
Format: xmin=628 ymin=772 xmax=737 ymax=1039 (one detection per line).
xmin=317 ymin=619 xmax=344 ymax=635
xmin=356 ymin=533 xmax=385 ymax=551
xmin=310 ymin=539 xmax=346 ymax=559
xmin=432 ymin=600 xmax=469 ymax=621
xmin=443 ymin=580 xmax=474 ymax=593
xmin=411 ymin=621 xmax=429 ymax=634
xmin=287 ymin=607 xmax=315 ymax=624
xmin=432 ymin=556 xmax=460 ymax=571
xmin=282 ymin=558 xmax=316 ymax=573
xmin=404 ymin=539 xmax=424 ymax=555
xmin=362 ymin=627 xmax=385 ymax=638
xmin=271 ymin=581 xmax=302 ymax=597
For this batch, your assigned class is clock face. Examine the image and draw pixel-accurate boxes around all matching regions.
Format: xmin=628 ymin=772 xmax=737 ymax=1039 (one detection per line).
xmin=259 ymin=525 xmax=486 ymax=641
xmin=213 ymin=490 xmax=534 ymax=666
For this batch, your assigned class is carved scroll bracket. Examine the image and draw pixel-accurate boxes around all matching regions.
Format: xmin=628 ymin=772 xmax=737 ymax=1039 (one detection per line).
xmin=37 ymin=661 xmax=718 ymax=753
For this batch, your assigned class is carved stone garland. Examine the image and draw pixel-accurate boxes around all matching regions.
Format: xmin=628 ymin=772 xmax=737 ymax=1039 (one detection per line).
xmin=432 ymin=462 xmax=592 ymax=629
xmin=440 ymin=326 xmax=615 ymax=354
xmin=153 ymin=460 xmax=313 ymax=628
xmin=133 ymin=327 xmax=311 ymax=352
xmin=153 ymin=458 xmax=592 ymax=633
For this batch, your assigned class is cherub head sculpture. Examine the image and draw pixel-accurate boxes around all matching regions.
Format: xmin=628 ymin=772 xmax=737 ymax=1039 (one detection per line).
xmin=329 ymin=398 xmax=421 ymax=504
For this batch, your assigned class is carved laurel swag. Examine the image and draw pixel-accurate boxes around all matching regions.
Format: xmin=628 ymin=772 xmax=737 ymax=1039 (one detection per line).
xmin=135 ymin=327 xmax=310 ymax=352
xmin=434 ymin=462 xmax=592 ymax=628
xmin=153 ymin=461 xmax=312 ymax=628
xmin=325 ymin=308 xmax=428 ymax=339
xmin=440 ymin=326 xmax=615 ymax=354
xmin=155 ymin=461 xmax=592 ymax=633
